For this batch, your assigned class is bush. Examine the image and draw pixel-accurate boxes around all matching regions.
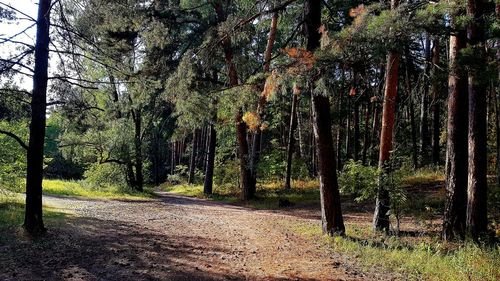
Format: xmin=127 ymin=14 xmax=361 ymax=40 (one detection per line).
xmin=339 ymin=160 xmax=380 ymax=201
xmin=214 ymin=159 xmax=240 ymax=194
xmin=339 ymin=159 xmax=407 ymax=233
xmin=83 ymin=162 xmax=128 ymax=190
xmin=167 ymin=165 xmax=188 ymax=184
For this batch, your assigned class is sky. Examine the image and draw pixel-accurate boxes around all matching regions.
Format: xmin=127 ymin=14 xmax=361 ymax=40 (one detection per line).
xmin=1 ymin=0 xmax=41 ymax=90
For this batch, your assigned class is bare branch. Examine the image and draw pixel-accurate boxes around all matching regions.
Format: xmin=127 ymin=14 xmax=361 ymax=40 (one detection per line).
xmin=0 ymin=129 xmax=28 ymax=150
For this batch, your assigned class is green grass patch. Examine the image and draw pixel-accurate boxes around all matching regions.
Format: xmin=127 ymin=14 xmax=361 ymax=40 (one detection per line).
xmin=43 ymin=179 xmax=155 ymax=200
xmin=162 ymin=180 xmax=320 ymax=209
xmin=0 ymin=193 xmax=66 ymax=230
xmin=289 ymin=222 xmax=500 ymax=281
xmin=403 ymin=167 xmax=445 ymax=187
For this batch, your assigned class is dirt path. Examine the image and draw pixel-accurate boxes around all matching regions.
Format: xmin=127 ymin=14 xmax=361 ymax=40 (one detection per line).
xmin=0 ymin=193 xmax=386 ymax=281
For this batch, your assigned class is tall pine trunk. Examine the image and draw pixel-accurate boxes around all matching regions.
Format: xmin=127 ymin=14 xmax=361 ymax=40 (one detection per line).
xmin=188 ymin=129 xmax=200 ymax=184
xmin=213 ymin=2 xmax=254 ymax=200
xmin=466 ymin=0 xmax=488 ymax=239
xmin=420 ymin=36 xmax=432 ymax=165
xmin=373 ymin=0 xmax=400 ymax=231
xmin=251 ymin=12 xmax=279 ymax=187
xmin=204 ymin=124 xmax=217 ymax=195
xmin=443 ymin=15 xmax=468 ymax=241
xmin=362 ymin=102 xmax=371 ymax=165
xmin=373 ymin=50 xmax=400 ymax=232
xmin=285 ymin=92 xmax=299 ymax=190
xmin=431 ymin=38 xmax=441 ymax=165
xmin=306 ymin=0 xmax=345 ymax=236
xmin=24 ymin=0 xmax=51 ymax=235
xmin=132 ymin=110 xmax=143 ymax=192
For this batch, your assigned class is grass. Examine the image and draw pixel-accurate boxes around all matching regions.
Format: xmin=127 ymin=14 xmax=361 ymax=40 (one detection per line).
xmin=162 ymin=179 xmax=320 ymax=209
xmin=290 ymin=221 xmax=500 ymax=281
xmin=42 ymin=179 xmax=155 ymax=200
xmin=0 ymin=193 xmax=67 ymax=230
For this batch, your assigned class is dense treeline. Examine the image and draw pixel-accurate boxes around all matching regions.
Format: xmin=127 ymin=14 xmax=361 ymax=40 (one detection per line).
xmin=0 ymin=0 xmax=499 ymax=243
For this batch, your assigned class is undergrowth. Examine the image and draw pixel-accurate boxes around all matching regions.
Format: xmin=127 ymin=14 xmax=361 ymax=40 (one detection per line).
xmin=42 ymin=179 xmax=155 ymax=200
xmin=290 ymin=221 xmax=500 ymax=281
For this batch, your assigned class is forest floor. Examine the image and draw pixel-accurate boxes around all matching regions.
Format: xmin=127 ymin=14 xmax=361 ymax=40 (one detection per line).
xmin=0 ymin=191 xmax=395 ymax=281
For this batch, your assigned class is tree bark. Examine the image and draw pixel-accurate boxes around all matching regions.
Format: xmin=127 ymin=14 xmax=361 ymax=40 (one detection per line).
xmin=132 ymin=110 xmax=143 ymax=192
xmin=306 ymin=0 xmax=345 ymax=236
xmin=373 ymin=50 xmax=400 ymax=232
xmin=213 ymin=2 xmax=255 ymax=200
xmin=466 ymin=0 xmax=488 ymax=239
xmin=188 ymin=129 xmax=200 ymax=184
xmin=250 ymin=12 xmax=279 ymax=188
xmin=353 ymin=100 xmax=361 ymax=161
xmin=24 ymin=0 xmax=51 ymax=235
xmin=496 ymin=3 xmax=500 ymax=190
xmin=373 ymin=0 xmax=401 ymax=231
xmin=404 ymin=51 xmax=419 ymax=168
xmin=431 ymin=38 xmax=441 ymax=165
xmin=362 ymin=102 xmax=371 ymax=165
xmin=204 ymin=124 xmax=217 ymax=195
xmin=420 ymin=36 xmax=432 ymax=165
xmin=285 ymin=92 xmax=299 ymax=190
xmin=443 ymin=16 xmax=468 ymax=241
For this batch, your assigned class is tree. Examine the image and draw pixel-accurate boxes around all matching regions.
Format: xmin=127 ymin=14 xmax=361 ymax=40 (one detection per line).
xmin=212 ymin=1 xmax=254 ymax=200
xmin=284 ymin=86 xmax=299 ymax=190
xmin=466 ymin=0 xmax=488 ymax=239
xmin=24 ymin=0 xmax=51 ymax=235
xmin=443 ymin=11 xmax=468 ymax=241
xmin=431 ymin=37 xmax=441 ymax=165
xmin=373 ymin=0 xmax=400 ymax=232
xmin=306 ymin=0 xmax=345 ymax=236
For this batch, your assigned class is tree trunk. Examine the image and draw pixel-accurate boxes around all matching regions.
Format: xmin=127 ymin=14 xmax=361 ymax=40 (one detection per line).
xmin=297 ymin=105 xmax=305 ymax=158
xmin=362 ymin=102 xmax=371 ymax=165
xmin=420 ymin=36 xmax=432 ymax=165
xmin=373 ymin=50 xmax=400 ymax=232
xmin=466 ymin=0 xmax=488 ymax=239
xmin=24 ymin=0 xmax=51 ymax=235
xmin=370 ymin=104 xmax=380 ymax=165
xmin=133 ymin=110 xmax=143 ymax=192
xmin=250 ymin=12 xmax=279 ymax=187
xmin=285 ymin=92 xmax=299 ymax=190
xmin=171 ymin=141 xmax=176 ymax=175
xmin=443 ymin=17 xmax=468 ymax=241
xmin=353 ymin=100 xmax=361 ymax=161
xmin=345 ymin=97 xmax=352 ymax=159
xmin=306 ymin=0 xmax=345 ymax=236
xmin=214 ymin=2 xmax=254 ymax=200
xmin=404 ymin=52 xmax=419 ymax=168
xmin=496 ymin=3 xmax=500 ymax=190
xmin=431 ymin=38 xmax=441 ymax=165
xmin=188 ymin=129 xmax=200 ymax=184
xmin=204 ymin=124 xmax=217 ymax=195
xmin=373 ymin=0 xmax=401 ymax=230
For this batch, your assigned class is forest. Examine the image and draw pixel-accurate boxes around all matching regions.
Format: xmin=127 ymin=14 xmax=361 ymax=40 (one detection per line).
xmin=0 ymin=0 xmax=500 ymax=280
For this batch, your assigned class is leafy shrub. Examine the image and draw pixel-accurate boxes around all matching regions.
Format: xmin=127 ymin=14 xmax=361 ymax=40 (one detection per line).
xmin=214 ymin=159 xmax=240 ymax=194
xmin=0 ymin=121 xmax=27 ymax=192
xmin=257 ymin=149 xmax=286 ymax=180
xmin=338 ymin=160 xmax=380 ymax=201
xmin=339 ymin=159 xmax=407 ymax=233
xmin=83 ymin=162 xmax=127 ymax=190
xmin=167 ymin=165 xmax=188 ymax=184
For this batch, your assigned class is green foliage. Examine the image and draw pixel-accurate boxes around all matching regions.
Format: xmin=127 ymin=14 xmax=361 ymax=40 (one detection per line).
xmin=0 ymin=121 xmax=27 ymax=192
xmin=214 ymin=159 xmax=240 ymax=194
xmin=291 ymin=221 xmax=500 ymax=281
xmin=83 ymin=163 xmax=128 ymax=190
xmin=42 ymin=179 xmax=153 ymax=199
xmin=338 ymin=160 xmax=380 ymax=202
xmin=167 ymin=165 xmax=189 ymax=185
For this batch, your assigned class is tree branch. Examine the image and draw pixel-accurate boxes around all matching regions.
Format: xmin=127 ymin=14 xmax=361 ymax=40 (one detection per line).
xmin=0 ymin=129 xmax=28 ymax=150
